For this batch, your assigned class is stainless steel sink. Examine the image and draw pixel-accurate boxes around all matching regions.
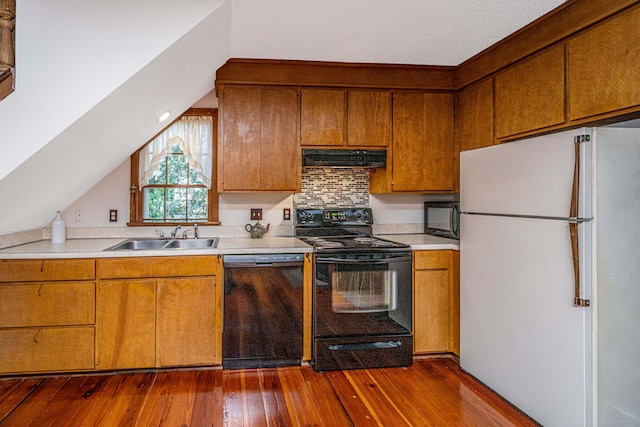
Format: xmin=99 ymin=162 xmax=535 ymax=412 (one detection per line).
xmin=163 ymin=238 xmax=218 ymax=249
xmin=104 ymin=238 xmax=219 ymax=251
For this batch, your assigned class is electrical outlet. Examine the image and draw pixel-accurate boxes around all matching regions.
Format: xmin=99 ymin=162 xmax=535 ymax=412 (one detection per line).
xmin=250 ymin=208 xmax=262 ymax=221
xmin=75 ymin=209 xmax=82 ymax=222
xmin=283 ymin=208 xmax=291 ymax=221
xmin=109 ymin=209 xmax=118 ymax=222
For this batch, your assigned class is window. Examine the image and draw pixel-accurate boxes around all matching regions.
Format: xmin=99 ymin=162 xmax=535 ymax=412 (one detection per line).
xmin=129 ymin=108 xmax=219 ymax=225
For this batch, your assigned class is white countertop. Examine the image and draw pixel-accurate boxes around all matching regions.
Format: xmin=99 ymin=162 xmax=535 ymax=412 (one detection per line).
xmin=0 ymin=237 xmax=312 ymax=259
xmin=0 ymin=234 xmax=458 ymax=259
xmin=377 ymin=234 xmax=460 ymax=250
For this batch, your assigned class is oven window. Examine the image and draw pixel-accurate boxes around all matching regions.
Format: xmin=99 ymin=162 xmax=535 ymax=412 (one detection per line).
xmin=331 ymin=269 xmax=397 ymax=313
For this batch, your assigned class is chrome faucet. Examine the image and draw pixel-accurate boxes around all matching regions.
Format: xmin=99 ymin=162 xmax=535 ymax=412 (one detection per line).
xmin=170 ymin=224 xmax=182 ymax=239
xmin=193 ymin=223 xmax=199 ymax=239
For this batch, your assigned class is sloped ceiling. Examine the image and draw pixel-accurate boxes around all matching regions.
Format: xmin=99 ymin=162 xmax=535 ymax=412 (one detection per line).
xmin=0 ymin=0 xmax=565 ymax=235
xmin=230 ymin=0 xmax=565 ymax=66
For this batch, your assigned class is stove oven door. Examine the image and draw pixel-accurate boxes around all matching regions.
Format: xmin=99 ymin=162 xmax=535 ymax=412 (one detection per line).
xmin=313 ymin=252 xmax=413 ymax=370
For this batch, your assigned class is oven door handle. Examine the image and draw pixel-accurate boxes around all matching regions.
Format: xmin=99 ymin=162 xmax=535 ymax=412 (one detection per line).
xmin=315 ymin=256 xmax=412 ymax=264
xmin=328 ymin=341 xmax=403 ymax=351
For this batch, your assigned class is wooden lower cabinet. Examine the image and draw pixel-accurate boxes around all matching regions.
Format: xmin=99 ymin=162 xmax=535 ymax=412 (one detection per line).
xmin=0 ymin=282 xmax=95 ymax=328
xmin=0 ymin=259 xmax=97 ymax=375
xmin=0 ymin=327 xmax=95 ymax=374
xmin=413 ymin=250 xmax=459 ymax=355
xmin=96 ymin=279 xmax=156 ymax=370
xmin=96 ymin=256 xmax=219 ymax=371
xmin=156 ymin=277 xmax=216 ymax=367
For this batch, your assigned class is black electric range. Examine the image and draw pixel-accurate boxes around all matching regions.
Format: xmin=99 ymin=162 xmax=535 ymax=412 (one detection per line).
xmin=294 ymin=208 xmax=410 ymax=253
xmin=295 ymin=208 xmax=413 ymax=371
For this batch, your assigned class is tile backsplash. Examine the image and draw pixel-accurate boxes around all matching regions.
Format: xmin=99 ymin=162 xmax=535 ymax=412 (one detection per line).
xmin=293 ymin=168 xmax=369 ymax=208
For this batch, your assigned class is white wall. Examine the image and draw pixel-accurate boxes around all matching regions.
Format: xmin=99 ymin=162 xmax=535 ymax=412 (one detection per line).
xmin=62 ymin=160 xmax=130 ymax=228
xmin=0 ymin=0 xmax=232 ymax=235
xmin=0 ymin=0 xmax=226 ymax=182
xmin=63 ymin=163 xmax=447 ymax=232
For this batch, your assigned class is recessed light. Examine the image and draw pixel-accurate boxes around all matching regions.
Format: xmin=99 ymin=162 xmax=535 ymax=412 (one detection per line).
xmin=158 ymin=111 xmax=171 ymax=122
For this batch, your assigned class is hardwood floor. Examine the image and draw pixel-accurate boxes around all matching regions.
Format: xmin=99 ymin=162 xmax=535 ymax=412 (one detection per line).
xmin=0 ymin=358 xmax=538 ymax=426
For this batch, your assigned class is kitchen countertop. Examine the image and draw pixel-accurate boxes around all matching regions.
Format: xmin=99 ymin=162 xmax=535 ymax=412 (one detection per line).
xmin=377 ymin=234 xmax=460 ymax=250
xmin=0 ymin=234 xmax=458 ymax=259
xmin=0 ymin=237 xmax=312 ymax=259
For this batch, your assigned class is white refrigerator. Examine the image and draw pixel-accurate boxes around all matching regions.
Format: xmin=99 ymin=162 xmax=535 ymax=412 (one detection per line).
xmin=460 ymin=126 xmax=640 ymax=426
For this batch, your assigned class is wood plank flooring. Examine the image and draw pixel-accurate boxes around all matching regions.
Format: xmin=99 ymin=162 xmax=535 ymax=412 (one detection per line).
xmin=0 ymin=358 xmax=539 ymax=426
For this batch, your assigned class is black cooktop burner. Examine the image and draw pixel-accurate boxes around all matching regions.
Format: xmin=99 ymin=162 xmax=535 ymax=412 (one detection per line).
xmin=294 ymin=208 xmax=410 ymax=253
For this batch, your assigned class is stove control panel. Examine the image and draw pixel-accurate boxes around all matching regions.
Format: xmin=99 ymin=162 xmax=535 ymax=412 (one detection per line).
xmin=295 ymin=208 xmax=373 ymax=226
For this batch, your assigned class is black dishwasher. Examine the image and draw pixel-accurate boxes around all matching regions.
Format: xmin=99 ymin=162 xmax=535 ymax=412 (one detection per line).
xmin=222 ymin=254 xmax=304 ymax=369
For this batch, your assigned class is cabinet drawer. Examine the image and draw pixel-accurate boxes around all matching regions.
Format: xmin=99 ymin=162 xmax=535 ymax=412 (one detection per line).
xmin=0 ymin=259 xmax=95 ymax=282
xmin=97 ymin=256 xmax=216 ymax=279
xmin=414 ymin=251 xmax=451 ymax=270
xmin=0 ymin=282 xmax=95 ymax=327
xmin=0 ymin=327 xmax=95 ymax=374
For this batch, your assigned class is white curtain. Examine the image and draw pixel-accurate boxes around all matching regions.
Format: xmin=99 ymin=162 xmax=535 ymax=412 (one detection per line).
xmin=139 ymin=115 xmax=213 ymax=189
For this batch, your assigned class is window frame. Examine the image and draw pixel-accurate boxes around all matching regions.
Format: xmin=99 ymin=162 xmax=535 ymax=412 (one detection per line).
xmin=128 ymin=108 xmax=220 ymax=226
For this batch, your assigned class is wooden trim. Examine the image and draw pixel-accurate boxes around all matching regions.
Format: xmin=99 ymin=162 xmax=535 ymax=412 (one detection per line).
xmin=128 ymin=108 xmax=219 ymax=225
xmin=455 ymin=0 xmax=640 ymax=89
xmin=0 ymin=67 xmax=13 ymax=100
xmin=216 ymin=58 xmax=456 ymax=92
xmin=213 ymin=255 xmax=223 ymax=365
xmin=303 ymin=252 xmax=313 ymax=361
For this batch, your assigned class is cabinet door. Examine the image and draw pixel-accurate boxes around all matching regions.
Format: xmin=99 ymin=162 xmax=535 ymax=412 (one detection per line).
xmin=219 ymin=86 xmax=261 ymax=191
xmin=156 ymin=277 xmax=216 ymax=367
xmin=391 ymin=92 xmax=454 ymax=192
xmin=568 ymin=6 xmax=640 ymax=120
xmin=495 ymin=45 xmax=565 ymax=138
xmin=259 ymin=87 xmax=300 ymax=191
xmin=96 ymin=280 xmax=156 ymax=370
xmin=219 ymin=86 xmax=300 ymax=192
xmin=414 ymin=269 xmax=450 ymax=353
xmin=413 ymin=251 xmax=457 ymax=354
xmin=347 ymin=90 xmax=391 ymax=147
xmin=300 ymin=89 xmax=345 ymax=146
xmin=457 ymin=79 xmax=495 ymax=151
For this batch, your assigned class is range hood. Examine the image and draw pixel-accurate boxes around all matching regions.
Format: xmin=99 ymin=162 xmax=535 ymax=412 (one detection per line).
xmin=302 ymin=149 xmax=386 ymax=168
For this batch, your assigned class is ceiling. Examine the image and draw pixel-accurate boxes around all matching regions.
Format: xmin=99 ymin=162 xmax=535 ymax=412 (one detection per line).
xmin=0 ymin=0 xmax=570 ymax=235
xmin=229 ymin=0 xmax=567 ymax=66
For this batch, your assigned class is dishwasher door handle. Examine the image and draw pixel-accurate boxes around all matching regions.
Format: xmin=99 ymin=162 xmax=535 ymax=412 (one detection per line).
xmin=223 ymin=262 xmax=304 ymax=268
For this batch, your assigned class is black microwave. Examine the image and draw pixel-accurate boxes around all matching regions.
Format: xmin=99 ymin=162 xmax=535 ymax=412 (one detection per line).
xmin=424 ymin=202 xmax=460 ymax=239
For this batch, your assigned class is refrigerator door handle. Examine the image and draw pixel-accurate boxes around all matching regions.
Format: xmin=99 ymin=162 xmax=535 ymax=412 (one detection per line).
xmin=571 ymin=136 xmax=591 ymax=307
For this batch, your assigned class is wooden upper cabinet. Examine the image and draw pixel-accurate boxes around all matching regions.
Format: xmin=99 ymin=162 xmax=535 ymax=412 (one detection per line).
xmin=457 ymin=79 xmax=495 ymax=151
xmin=218 ymin=86 xmax=300 ymax=192
xmin=347 ymin=90 xmax=391 ymax=147
xmin=300 ymin=89 xmax=345 ymax=146
xmin=495 ymin=45 xmax=565 ymax=138
xmin=568 ymin=6 xmax=640 ymax=121
xmin=390 ymin=92 xmax=454 ymax=192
